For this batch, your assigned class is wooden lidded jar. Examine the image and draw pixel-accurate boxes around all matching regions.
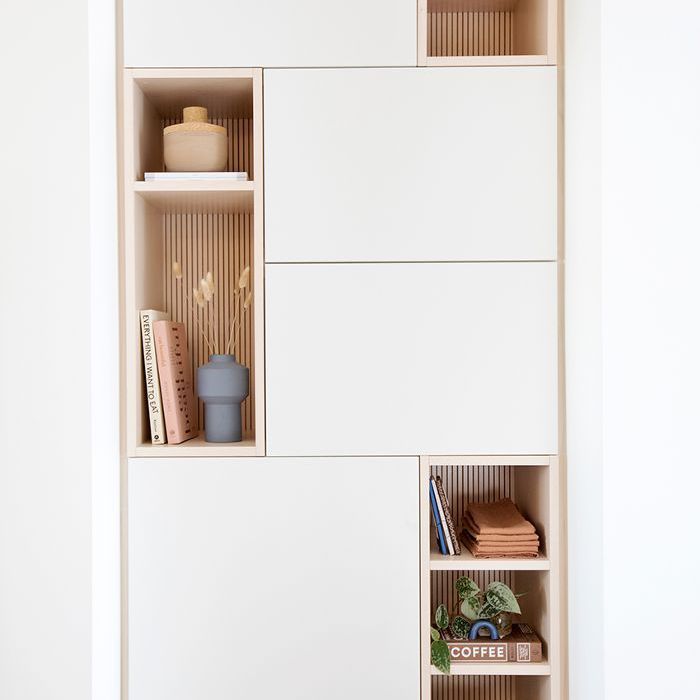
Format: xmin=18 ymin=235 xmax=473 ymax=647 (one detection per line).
xmin=163 ymin=106 xmax=227 ymax=172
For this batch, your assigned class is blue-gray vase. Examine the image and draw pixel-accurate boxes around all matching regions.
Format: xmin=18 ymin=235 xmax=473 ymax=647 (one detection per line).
xmin=197 ymin=354 xmax=249 ymax=443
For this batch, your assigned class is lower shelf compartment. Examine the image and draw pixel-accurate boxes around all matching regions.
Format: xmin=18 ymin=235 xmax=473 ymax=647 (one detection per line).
xmin=431 ymin=674 xmax=551 ymax=699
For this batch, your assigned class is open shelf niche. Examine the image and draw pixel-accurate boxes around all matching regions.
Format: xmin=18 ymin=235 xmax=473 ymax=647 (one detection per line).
xmin=420 ymin=455 xmax=563 ymax=700
xmin=418 ymin=0 xmax=557 ymax=66
xmin=123 ymin=68 xmax=265 ymax=457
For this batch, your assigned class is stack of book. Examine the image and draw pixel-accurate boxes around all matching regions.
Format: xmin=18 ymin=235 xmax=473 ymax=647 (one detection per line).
xmin=438 ymin=623 xmax=543 ymax=664
xmin=429 ymin=475 xmax=461 ymax=556
xmin=140 ymin=310 xmax=198 ymax=445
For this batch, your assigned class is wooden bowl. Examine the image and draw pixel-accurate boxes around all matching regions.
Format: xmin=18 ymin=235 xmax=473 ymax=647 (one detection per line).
xmin=163 ymin=106 xmax=228 ymax=172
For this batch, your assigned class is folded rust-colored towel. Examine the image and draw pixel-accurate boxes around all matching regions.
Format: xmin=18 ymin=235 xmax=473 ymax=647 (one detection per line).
xmin=465 ymin=498 xmax=537 ymax=536
xmin=463 ymin=513 xmax=539 ymax=544
xmin=460 ymin=531 xmax=540 ymax=558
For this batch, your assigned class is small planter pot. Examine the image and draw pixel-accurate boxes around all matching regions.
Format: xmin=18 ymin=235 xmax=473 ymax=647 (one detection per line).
xmin=197 ymin=354 xmax=249 ymax=443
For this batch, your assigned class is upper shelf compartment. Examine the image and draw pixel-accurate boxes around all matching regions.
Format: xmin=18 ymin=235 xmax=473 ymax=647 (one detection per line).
xmin=419 ymin=0 xmax=557 ymax=66
xmin=122 ymin=68 xmax=265 ymax=458
xmin=124 ymin=68 xmax=256 ymax=185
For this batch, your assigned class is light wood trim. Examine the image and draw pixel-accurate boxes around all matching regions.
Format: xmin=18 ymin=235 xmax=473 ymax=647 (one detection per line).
xmin=123 ymin=69 xmax=140 ymax=457
xmin=418 ymin=0 xmax=428 ymax=66
xmin=419 ymin=456 xmax=432 ymax=700
xmin=548 ymin=454 xmax=563 ymax=699
xmin=132 ymin=180 xmax=254 ymax=194
xmin=132 ymin=434 xmax=258 ymax=458
xmin=430 ymin=546 xmax=550 ymax=571
xmin=548 ymin=0 xmax=558 ymax=64
xmin=425 ymin=54 xmax=549 ymax=66
xmin=429 ymin=0 xmax=517 ymax=9
xmin=431 ymin=662 xmax=551 ymax=676
xmin=127 ymin=67 xmax=255 ymax=81
xmin=252 ymin=68 xmax=265 ymax=456
xmin=425 ymin=455 xmax=554 ymax=467
xmin=133 ymin=183 xmax=254 ymax=214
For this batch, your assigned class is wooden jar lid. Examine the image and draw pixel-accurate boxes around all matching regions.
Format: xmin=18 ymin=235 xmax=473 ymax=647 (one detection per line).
xmin=163 ymin=106 xmax=226 ymax=136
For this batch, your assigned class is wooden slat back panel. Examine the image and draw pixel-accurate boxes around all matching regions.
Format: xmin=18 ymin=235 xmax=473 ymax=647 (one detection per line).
xmin=431 ymin=674 xmax=515 ymax=699
xmin=428 ymin=11 xmax=514 ymax=56
xmin=431 ymin=464 xmax=515 ymax=532
xmin=163 ymin=212 xmax=255 ymax=438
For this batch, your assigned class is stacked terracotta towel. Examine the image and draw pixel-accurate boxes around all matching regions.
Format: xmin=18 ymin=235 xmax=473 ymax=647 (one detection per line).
xmin=460 ymin=498 xmax=540 ymax=558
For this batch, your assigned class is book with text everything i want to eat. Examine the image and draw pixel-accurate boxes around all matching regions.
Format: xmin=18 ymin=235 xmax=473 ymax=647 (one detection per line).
xmin=431 ymin=476 xmax=454 ymax=555
xmin=440 ymin=623 xmax=543 ymax=664
xmin=139 ymin=309 xmax=169 ymax=444
xmin=429 ymin=477 xmax=449 ymax=555
xmin=153 ymin=321 xmax=198 ymax=445
xmin=435 ymin=475 xmax=461 ymax=555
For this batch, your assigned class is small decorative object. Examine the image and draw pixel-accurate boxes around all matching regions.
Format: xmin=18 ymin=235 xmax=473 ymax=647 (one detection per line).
xmin=430 ymin=576 xmax=524 ymax=674
xmin=491 ymin=610 xmax=513 ymax=638
xmin=468 ymin=620 xmax=499 ymax=641
xmin=163 ymin=106 xmax=227 ymax=172
xmin=172 ymin=261 xmax=253 ymax=442
xmin=197 ymin=354 xmax=249 ymax=442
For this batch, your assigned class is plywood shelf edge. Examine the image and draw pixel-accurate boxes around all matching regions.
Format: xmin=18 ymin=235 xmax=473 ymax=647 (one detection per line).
xmin=431 ymin=662 xmax=551 ymax=676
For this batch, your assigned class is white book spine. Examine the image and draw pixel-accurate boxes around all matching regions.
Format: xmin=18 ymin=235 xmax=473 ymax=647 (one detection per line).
xmin=431 ymin=476 xmax=454 ymax=555
xmin=140 ymin=309 xmax=169 ymax=444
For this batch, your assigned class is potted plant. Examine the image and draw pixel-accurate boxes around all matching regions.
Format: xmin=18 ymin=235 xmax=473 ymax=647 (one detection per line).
xmin=431 ymin=576 xmax=523 ymax=675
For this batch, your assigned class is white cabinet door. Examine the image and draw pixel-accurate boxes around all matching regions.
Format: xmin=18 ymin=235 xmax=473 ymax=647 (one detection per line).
xmin=266 ymin=262 xmax=558 ymax=456
xmin=123 ymin=1 xmax=416 ymax=68
xmin=128 ymin=457 xmax=419 ymax=700
xmin=265 ymin=67 xmax=557 ymax=262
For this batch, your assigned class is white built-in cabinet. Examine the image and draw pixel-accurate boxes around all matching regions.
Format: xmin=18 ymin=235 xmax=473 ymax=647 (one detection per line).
xmin=128 ymin=457 xmax=420 ymax=700
xmin=122 ymin=0 xmax=417 ymax=68
xmin=264 ymin=67 xmax=557 ymax=263
xmin=120 ymin=3 xmax=565 ymax=698
xmin=265 ymin=262 xmax=558 ymax=456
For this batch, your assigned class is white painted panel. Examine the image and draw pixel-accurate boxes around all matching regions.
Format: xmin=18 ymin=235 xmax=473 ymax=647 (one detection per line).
xmin=266 ymin=262 xmax=558 ymax=455
xmin=264 ymin=67 xmax=557 ymax=262
xmin=128 ymin=457 xmax=419 ymax=700
xmin=123 ymin=0 xmax=416 ymax=68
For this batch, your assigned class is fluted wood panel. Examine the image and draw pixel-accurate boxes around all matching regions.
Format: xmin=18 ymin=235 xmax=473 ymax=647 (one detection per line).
xmin=431 ymin=675 xmax=515 ymax=699
xmin=161 ymin=117 xmax=254 ymax=178
xmin=431 ymin=464 xmax=514 ymax=533
xmin=163 ymin=212 xmax=255 ymax=437
xmin=428 ymin=11 xmax=514 ymax=56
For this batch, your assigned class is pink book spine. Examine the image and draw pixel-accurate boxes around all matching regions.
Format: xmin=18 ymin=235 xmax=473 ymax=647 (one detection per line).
xmin=153 ymin=321 xmax=198 ymax=444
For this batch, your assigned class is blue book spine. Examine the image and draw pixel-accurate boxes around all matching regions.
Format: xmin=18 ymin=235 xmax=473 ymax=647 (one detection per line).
xmin=429 ymin=478 xmax=448 ymax=555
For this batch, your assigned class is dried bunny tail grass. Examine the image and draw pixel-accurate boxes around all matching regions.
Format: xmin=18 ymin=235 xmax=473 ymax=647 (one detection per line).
xmin=238 ymin=266 xmax=250 ymax=289
xmin=243 ymin=291 xmax=253 ymax=310
xmin=200 ymin=277 xmax=213 ymax=302
xmin=193 ymin=287 xmax=205 ymax=308
xmin=172 ymin=261 xmax=182 ymax=280
xmin=205 ymin=271 xmax=215 ymax=294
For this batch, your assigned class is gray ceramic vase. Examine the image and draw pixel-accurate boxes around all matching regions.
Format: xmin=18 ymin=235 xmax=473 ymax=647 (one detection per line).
xmin=197 ymin=354 xmax=249 ymax=443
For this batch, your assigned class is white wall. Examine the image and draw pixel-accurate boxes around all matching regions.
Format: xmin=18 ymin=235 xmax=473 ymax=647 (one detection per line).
xmin=568 ymin=0 xmax=700 ymax=698
xmin=565 ymin=0 xmax=603 ymax=697
xmin=601 ymin=0 xmax=700 ymax=696
xmin=0 ymin=2 xmax=93 ymax=699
